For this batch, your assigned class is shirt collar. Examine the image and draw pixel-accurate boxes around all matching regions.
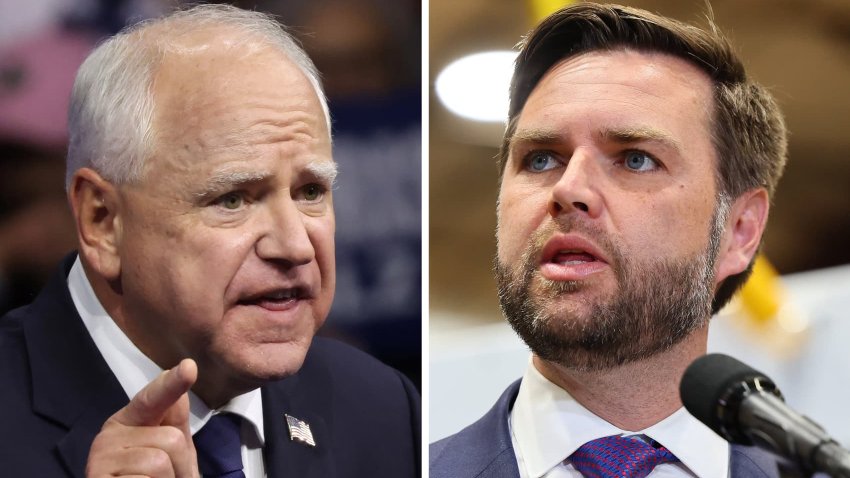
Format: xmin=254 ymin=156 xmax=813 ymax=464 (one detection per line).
xmin=510 ymin=357 xmax=728 ymax=478
xmin=643 ymin=404 xmax=728 ymax=478
xmin=68 ymin=256 xmax=265 ymax=443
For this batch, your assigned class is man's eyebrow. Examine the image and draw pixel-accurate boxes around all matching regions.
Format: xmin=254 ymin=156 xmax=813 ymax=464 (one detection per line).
xmin=509 ymin=127 xmax=683 ymax=154
xmin=600 ymin=127 xmax=683 ymax=153
xmin=509 ymin=128 xmax=562 ymax=149
xmin=194 ymin=170 xmax=272 ymax=199
xmin=304 ymin=161 xmax=338 ymax=185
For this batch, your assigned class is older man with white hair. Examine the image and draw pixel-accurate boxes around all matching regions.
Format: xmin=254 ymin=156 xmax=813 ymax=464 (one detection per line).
xmin=0 ymin=5 xmax=419 ymax=477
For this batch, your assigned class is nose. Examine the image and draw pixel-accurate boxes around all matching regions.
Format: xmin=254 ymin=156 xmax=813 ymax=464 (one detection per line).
xmin=255 ymin=196 xmax=315 ymax=267
xmin=549 ymin=149 xmax=602 ymax=218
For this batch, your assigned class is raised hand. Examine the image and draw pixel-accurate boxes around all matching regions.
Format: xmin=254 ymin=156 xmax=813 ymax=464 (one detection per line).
xmin=86 ymin=359 xmax=200 ymax=478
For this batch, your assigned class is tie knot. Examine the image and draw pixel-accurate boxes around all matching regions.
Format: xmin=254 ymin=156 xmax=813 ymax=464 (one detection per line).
xmin=193 ymin=413 xmax=246 ymax=478
xmin=570 ymin=435 xmax=679 ymax=478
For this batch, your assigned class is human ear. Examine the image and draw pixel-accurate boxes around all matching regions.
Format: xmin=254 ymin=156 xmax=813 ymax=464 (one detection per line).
xmin=714 ymin=188 xmax=769 ymax=284
xmin=68 ymin=168 xmax=122 ymax=280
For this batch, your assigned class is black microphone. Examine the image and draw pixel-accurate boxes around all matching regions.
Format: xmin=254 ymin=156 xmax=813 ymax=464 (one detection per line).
xmin=680 ymin=353 xmax=850 ymax=477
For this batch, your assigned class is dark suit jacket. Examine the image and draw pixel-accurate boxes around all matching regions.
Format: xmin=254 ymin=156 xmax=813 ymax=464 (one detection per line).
xmin=0 ymin=256 xmax=420 ymax=477
xmin=430 ymin=380 xmax=799 ymax=478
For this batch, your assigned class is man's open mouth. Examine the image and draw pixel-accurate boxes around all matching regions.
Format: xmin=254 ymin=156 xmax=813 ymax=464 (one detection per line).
xmin=538 ymin=234 xmax=610 ymax=281
xmin=550 ymin=250 xmax=598 ymax=265
xmin=237 ymin=288 xmax=307 ymax=307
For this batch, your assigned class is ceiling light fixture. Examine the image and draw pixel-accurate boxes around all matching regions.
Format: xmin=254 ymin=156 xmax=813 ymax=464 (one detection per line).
xmin=435 ymin=50 xmax=517 ymax=123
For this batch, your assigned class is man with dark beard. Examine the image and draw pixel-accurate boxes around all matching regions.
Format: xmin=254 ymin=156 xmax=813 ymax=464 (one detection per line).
xmin=431 ymin=4 xmax=790 ymax=478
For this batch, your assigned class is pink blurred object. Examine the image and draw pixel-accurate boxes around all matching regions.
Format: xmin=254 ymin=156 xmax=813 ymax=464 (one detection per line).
xmin=0 ymin=28 xmax=95 ymax=149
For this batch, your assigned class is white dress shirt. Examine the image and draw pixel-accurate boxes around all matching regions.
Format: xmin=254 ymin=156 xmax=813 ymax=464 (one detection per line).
xmin=510 ymin=358 xmax=729 ymax=478
xmin=68 ymin=258 xmax=267 ymax=477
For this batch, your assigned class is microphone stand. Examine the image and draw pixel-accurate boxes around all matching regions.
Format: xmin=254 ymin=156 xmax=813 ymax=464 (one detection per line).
xmin=739 ymin=391 xmax=850 ymax=477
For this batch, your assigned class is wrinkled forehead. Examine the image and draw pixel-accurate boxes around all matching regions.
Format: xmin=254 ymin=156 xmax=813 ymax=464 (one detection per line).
xmin=153 ymin=47 xmax=327 ymax=141
xmin=144 ymin=24 xmax=329 ymax=137
xmin=153 ymin=39 xmax=293 ymax=97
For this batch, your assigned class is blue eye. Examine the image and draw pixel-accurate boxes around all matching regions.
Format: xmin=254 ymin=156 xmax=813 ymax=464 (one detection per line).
xmin=623 ymin=151 xmax=659 ymax=172
xmin=525 ymin=151 xmax=560 ymax=172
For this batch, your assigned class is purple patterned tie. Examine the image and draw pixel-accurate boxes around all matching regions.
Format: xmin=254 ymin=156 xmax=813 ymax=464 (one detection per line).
xmin=569 ymin=435 xmax=679 ymax=478
xmin=193 ymin=413 xmax=247 ymax=478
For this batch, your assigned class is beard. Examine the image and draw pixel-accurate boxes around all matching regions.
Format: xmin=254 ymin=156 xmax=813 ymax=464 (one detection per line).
xmin=495 ymin=206 xmax=727 ymax=372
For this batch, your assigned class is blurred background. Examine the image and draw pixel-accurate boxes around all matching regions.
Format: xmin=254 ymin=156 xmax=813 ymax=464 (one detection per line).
xmin=0 ymin=0 xmax=421 ymax=386
xmin=430 ymin=0 xmax=850 ymax=442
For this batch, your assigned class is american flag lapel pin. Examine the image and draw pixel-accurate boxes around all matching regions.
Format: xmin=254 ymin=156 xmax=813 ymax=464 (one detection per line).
xmin=285 ymin=414 xmax=316 ymax=447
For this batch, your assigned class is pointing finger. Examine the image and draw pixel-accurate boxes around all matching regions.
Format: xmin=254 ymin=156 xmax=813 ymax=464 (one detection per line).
xmin=114 ymin=359 xmax=198 ymax=427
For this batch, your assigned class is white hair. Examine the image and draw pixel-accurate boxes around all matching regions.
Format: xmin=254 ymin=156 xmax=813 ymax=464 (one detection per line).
xmin=66 ymin=4 xmax=331 ymax=189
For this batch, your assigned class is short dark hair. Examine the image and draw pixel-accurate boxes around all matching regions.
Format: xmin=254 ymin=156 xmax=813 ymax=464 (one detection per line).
xmin=498 ymin=3 xmax=788 ymax=314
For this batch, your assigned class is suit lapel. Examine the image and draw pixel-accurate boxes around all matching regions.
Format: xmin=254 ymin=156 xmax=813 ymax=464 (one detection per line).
xmin=730 ymin=443 xmax=805 ymax=478
xmin=23 ymin=255 xmax=128 ymax=478
xmin=261 ymin=368 xmax=336 ymax=478
xmin=430 ymin=380 xmax=522 ymax=478
xmin=466 ymin=380 xmax=522 ymax=478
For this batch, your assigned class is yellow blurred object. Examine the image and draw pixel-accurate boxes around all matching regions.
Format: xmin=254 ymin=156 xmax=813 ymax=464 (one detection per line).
xmin=722 ymin=254 xmax=809 ymax=357
xmin=528 ymin=0 xmax=575 ymax=22
xmin=738 ymin=255 xmax=781 ymax=324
